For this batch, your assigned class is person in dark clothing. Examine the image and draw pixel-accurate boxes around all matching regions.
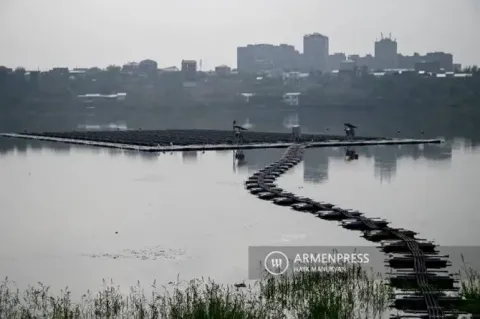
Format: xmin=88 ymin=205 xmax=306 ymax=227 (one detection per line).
xmin=233 ymin=120 xmax=247 ymax=144
xmin=344 ymin=123 xmax=357 ymax=139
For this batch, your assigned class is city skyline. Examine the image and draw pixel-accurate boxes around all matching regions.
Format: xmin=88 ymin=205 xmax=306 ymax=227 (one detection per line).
xmin=236 ymin=32 xmax=457 ymax=73
xmin=1 ymin=0 xmax=479 ymax=70
xmin=0 ymin=32 xmax=466 ymax=72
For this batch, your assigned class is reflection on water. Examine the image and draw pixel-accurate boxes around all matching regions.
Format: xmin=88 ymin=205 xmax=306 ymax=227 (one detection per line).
xmin=303 ymin=149 xmax=329 ymax=184
xmin=0 ymin=139 xmax=161 ymax=162
xmin=0 ymin=138 xmax=466 ymax=185
xmin=182 ymin=151 xmax=198 ymax=163
xmin=283 ymin=113 xmax=300 ymax=129
xmin=233 ymin=150 xmax=249 ymax=173
xmin=240 ymin=142 xmax=456 ymax=184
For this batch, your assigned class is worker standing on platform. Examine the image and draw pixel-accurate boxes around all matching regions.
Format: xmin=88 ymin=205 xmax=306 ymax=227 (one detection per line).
xmin=344 ymin=123 xmax=357 ymax=140
xmin=233 ymin=120 xmax=247 ymax=144
xmin=233 ymin=120 xmax=248 ymax=160
xmin=233 ymin=120 xmax=240 ymax=143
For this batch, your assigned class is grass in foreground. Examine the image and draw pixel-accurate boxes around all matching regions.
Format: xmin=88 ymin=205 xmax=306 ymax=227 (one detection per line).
xmin=0 ymin=262 xmax=479 ymax=318
xmin=0 ymin=264 xmax=389 ymax=319
xmin=459 ymin=254 xmax=480 ymax=314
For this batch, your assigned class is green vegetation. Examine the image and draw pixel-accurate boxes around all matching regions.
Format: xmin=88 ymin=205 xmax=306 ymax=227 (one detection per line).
xmin=1 ymin=262 xmax=479 ymax=319
xmin=459 ymin=254 xmax=480 ymax=314
xmin=0 ymin=264 xmax=391 ymax=319
xmin=0 ymin=64 xmax=479 ymax=108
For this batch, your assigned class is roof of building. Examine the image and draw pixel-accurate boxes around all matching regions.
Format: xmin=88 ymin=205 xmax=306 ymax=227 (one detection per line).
xmin=160 ymin=66 xmax=179 ymax=72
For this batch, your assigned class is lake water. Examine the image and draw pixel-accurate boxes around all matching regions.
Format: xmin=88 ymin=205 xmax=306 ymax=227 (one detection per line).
xmin=0 ymin=137 xmax=479 ymax=298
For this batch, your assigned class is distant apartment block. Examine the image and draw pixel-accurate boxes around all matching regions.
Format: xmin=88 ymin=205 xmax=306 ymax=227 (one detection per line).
xmin=138 ymin=59 xmax=158 ymax=73
xmin=415 ymin=61 xmax=441 ymax=73
xmin=328 ymin=53 xmax=346 ymax=71
xmin=50 ymin=67 xmax=70 ymax=78
xmin=236 ymin=44 xmax=301 ymax=74
xmin=397 ymin=52 xmax=453 ymax=72
xmin=397 ymin=53 xmax=423 ymax=69
xmin=214 ymin=65 xmax=231 ymax=76
xmin=181 ymin=60 xmax=197 ymax=81
xmin=339 ymin=60 xmax=356 ymax=71
xmin=122 ymin=62 xmax=138 ymax=73
xmin=357 ymin=54 xmax=375 ymax=70
xmin=424 ymin=52 xmax=453 ymax=72
xmin=303 ymin=33 xmax=329 ymax=72
xmin=374 ymin=34 xmax=398 ymax=70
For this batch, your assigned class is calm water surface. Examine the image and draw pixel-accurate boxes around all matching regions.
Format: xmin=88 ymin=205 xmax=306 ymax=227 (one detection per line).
xmin=0 ymin=138 xmax=479 ymax=296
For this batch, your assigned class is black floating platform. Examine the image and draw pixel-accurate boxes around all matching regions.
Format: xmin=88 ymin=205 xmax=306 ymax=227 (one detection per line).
xmin=0 ymin=130 xmax=443 ymax=152
xmin=389 ymin=273 xmax=456 ymax=290
xmin=393 ymin=295 xmax=465 ymax=311
xmin=1 ymin=129 xmax=378 ymax=146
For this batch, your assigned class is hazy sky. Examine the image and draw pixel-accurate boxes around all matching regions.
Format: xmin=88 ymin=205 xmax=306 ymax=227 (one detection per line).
xmin=1 ymin=0 xmax=478 ymax=70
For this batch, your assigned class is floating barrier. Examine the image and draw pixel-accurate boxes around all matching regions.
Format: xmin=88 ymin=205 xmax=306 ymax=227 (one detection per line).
xmin=387 ymin=255 xmax=451 ymax=269
xmin=318 ymin=210 xmax=362 ymax=221
xmin=380 ymin=240 xmax=437 ymax=254
xmin=249 ymin=188 xmax=264 ymax=194
xmin=243 ymin=143 xmax=464 ymax=317
xmin=394 ymin=294 xmax=464 ymax=311
xmin=341 ymin=217 xmax=389 ymax=230
xmin=389 ymin=272 xmax=456 ymax=290
xmin=363 ymin=229 xmax=417 ymax=242
xmin=257 ymin=192 xmax=277 ymax=200
xmin=273 ymin=197 xmax=297 ymax=206
xmin=291 ymin=202 xmax=315 ymax=212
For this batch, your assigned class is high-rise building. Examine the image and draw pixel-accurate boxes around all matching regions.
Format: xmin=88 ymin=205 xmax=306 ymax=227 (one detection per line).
xmin=374 ymin=34 xmax=398 ymax=70
xmin=237 ymin=46 xmax=252 ymax=73
xmin=181 ymin=60 xmax=197 ymax=80
xmin=303 ymin=33 xmax=329 ymax=72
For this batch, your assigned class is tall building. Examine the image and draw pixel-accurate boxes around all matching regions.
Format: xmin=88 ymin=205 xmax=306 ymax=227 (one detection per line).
xmin=181 ymin=60 xmax=197 ymax=81
xmin=374 ymin=34 xmax=398 ymax=70
xmin=237 ymin=46 xmax=252 ymax=73
xmin=303 ymin=33 xmax=329 ymax=72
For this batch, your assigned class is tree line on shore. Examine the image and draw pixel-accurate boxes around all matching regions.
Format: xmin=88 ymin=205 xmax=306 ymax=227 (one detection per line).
xmin=0 ymin=64 xmax=478 ymax=108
